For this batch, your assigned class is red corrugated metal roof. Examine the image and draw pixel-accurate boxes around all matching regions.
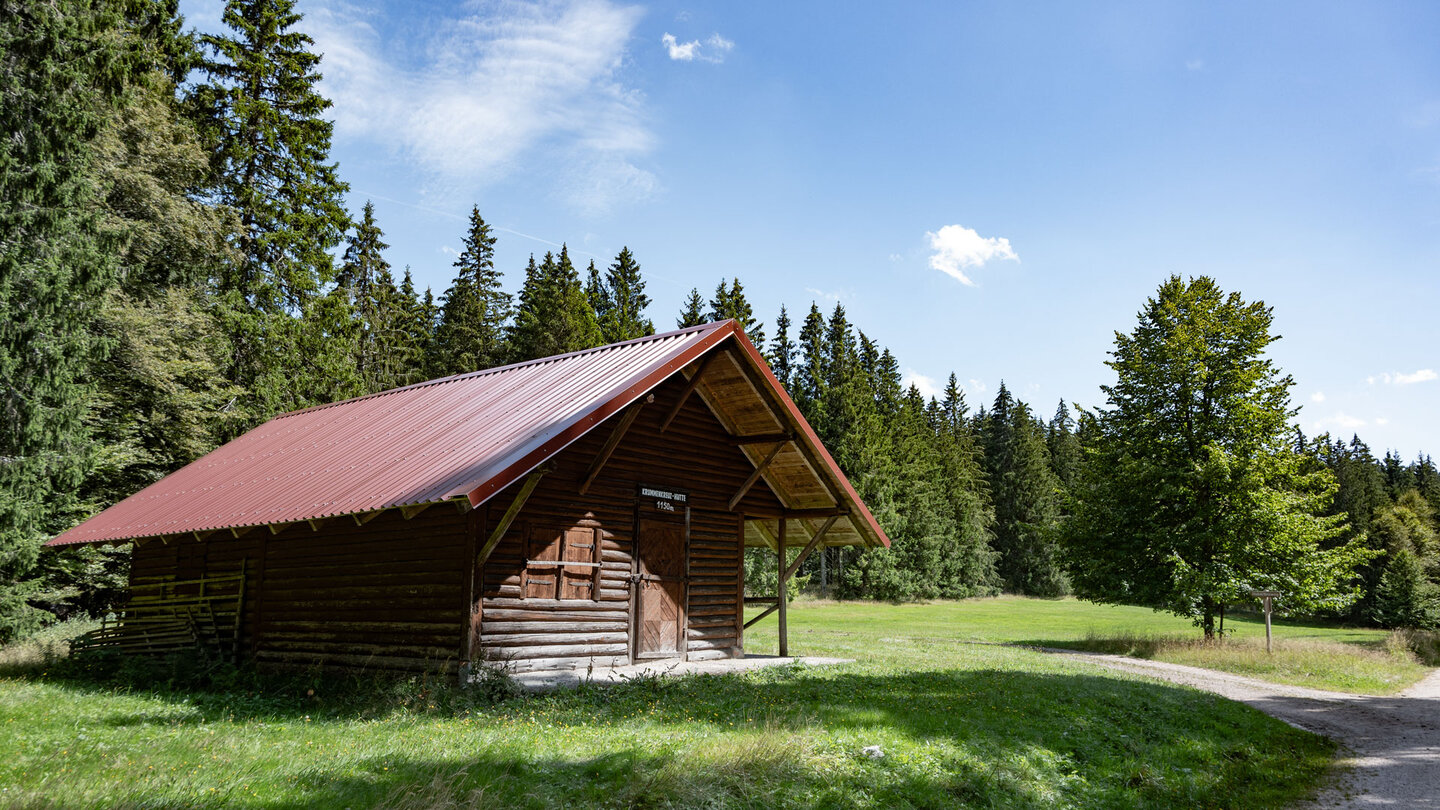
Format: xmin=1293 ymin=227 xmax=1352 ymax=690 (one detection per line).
xmin=47 ymin=320 xmax=889 ymax=548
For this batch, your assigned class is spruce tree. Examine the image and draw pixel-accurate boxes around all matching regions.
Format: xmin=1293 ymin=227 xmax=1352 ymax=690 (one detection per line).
xmin=598 ymin=247 xmax=653 ymax=342
xmin=508 ymin=246 xmax=603 ymax=361
xmin=937 ymin=374 xmax=1000 ymax=594
xmin=585 ymin=260 xmax=610 ymax=332
xmin=983 ymin=386 xmax=1066 ymax=596
xmin=433 ymin=207 xmax=510 ymax=374
xmin=677 ymin=288 xmax=706 ymax=328
xmin=336 ymin=201 xmax=390 ymax=387
xmin=1047 ymin=399 xmax=1082 ymax=493
xmin=769 ymin=305 xmax=796 ymax=390
xmin=793 ymin=304 xmax=828 ymax=425
xmin=0 ymin=0 xmax=147 ymax=639
xmin=707 ymin=278 xmax=765 ymax=346
xmin=190 ymin=0 xmax=350 ymax=412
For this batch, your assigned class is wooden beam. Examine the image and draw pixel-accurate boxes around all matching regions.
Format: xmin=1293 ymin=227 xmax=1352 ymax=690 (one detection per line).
xmin=731 ymin=432 xmax=800 ymax=443
xmin=579 ymin=395 xmax=651 ymax=495
xmin=781 ymin=515 xmax=839 ymax=583
xmin=306 ymin=518 xmax=327 ymax=532
xmin=723 ymin=348 xmax=846 ymax=509
xmin=229 ymin=525 xmax=254 ymax=539
xmin=476 ymin=464 xmax=552 ymax=566
xmin=453 ymin=498 xmax=473 ymax=514
xmin=659 ymin=351 xmax=719 ymax=433
xmin=742 ymin=507 xmax=850 ymax=521
xmin=749 ymin=518 xmax=780 ymax=551
xmin=742 ymin=601 xmax=781 ymax=630
xmin=729 ymin=441 xmax=787 ymax=511
xmin=778 ymin=517 xmax=788 ymax=657
xmin=400 ymin=502 xmax=432 ymax=520
xmin=267 ymin=522 xmax=291 ymax=535
xmin=192 ymin=530 xmax=215 ymax=542
xmin=352 ymin=510 xmax=383 ymax=527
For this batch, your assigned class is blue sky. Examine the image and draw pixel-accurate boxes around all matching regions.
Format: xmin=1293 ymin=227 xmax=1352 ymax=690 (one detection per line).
xmin=183 ymin=0 xmax=1440 ymax=458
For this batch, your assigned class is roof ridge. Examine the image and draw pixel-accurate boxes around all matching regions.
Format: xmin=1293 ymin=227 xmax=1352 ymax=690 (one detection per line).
xmin=274 ymin=320 xmax=735 ymax=420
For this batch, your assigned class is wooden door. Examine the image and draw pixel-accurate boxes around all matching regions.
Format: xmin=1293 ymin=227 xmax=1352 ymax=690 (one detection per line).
xmin=634 ymin=513 xmax=687 ymax=659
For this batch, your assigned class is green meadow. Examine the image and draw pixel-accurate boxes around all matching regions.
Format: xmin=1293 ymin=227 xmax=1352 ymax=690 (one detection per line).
xmin=751 ymin=596 xmax=1433 ymax=695
xmin=0 ymin=597 xmax=1388 ymax=809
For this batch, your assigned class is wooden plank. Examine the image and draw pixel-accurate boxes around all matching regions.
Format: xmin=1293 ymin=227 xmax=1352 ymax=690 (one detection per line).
xmin=781 ymin=515 xmax=839 ymax=583
xmin=729 ymin=432 xmax=793 ymax=446
xmin=400 ymin=503 xmax=433 ymax=520
xmin=729 ymin=441 xmax=788 ymax=511
xmin=660 ymin=351 xmax=720 ymax=433
xmin=578 ymin=398 xmax=649 ymax=495
xmin=476 ymin=465 xmax=551 ymax=566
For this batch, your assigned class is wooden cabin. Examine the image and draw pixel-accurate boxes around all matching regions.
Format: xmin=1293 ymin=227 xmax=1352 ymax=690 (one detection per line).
xmin=48 ymin=321 xmax=889 ymax=677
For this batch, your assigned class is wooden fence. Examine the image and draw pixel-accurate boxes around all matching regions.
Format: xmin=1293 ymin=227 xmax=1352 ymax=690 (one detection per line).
xmin=73 ymin=563 xmax=247 ymax=662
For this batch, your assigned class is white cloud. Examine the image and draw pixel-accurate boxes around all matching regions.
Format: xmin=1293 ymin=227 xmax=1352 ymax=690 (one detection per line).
xmin=661 ymin=31 xmax=734 ymax=63
xmin=925 ymin=224 xmax=1019 ymax=286
xmin=1369 ymin=369 xmax=1438 ymax=385
xmin=1310 ymin=391 xmax=1326 ymax=403
xmin=1311 ymin=412 xmax=1367 ymax=433
xmin=967 ymin=378 xmax=989 ymax=397
xmin=902 ymin=369 xmax=941 ymax=400
xmin=1377 ymin=417 xmax=1390 ymax=426
xmin=805 ymin=287 xmax=844 ymax=302
xmin=305 ymin=0 xmax=655 ymax=213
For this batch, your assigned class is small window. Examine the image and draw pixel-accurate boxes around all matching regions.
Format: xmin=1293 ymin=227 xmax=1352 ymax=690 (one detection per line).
xmin=524 ymin=525 xmax=600 ymax=600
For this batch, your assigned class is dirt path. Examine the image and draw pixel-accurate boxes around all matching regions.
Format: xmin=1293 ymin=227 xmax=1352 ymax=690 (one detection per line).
xmin=1050 ymin=649 xmax=1440 ymax=808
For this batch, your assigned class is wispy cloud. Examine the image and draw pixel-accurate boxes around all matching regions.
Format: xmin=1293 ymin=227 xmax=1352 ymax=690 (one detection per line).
xmin=902 ymin=368 xmax=941 ymax=400
xmin=805 ymin=287 xmax=845 ymax=303
xmin=661 ymin=32 xmax=734 ymax=63
xmin=926 ymin=224 xmax=1019 ymax=286
xmin=1367 ymin=369 xmax=1438 ymax=385
xmin=1311 ymin=411 xmax=1368 ymax=433
xmin=304 ymin=0 xmax=655 ymax=214
xmin=1310 ymin=391 xmax=1326 ymax=403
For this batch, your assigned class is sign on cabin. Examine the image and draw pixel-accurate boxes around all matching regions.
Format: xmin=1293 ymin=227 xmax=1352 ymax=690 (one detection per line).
xmin=638 ymin=485 xmax=689 ymax=513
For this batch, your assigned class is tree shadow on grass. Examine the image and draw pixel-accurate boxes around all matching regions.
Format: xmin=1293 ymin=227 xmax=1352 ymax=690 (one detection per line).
xmin=4 ymin=663 xmax=1335 ymax=810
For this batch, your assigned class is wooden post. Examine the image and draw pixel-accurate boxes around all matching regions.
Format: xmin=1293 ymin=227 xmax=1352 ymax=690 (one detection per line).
xmin=777 ymin=518 xmax=787 ymax=658
xmin=1264 ymin=599 xmax=1273 ymax=653
xmin=1250 ymin=590 xmax=1281 ymax=654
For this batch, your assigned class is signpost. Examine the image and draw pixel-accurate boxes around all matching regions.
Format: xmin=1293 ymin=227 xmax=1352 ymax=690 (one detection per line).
xmin=1249 ymin=590 xmax=1282 ymax=653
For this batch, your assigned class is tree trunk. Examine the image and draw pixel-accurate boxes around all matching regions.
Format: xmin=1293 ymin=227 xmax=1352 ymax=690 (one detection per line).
xmin=1201 ymin=596 xmax=1216 ymax=640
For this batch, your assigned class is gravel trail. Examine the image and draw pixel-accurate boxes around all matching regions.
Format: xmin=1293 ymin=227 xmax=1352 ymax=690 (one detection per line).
xmin=1049 ymin=649 xmax=1440 ymax=808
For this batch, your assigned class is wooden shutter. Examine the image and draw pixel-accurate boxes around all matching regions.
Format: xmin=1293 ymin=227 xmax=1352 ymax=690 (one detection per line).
xmin=524 ymin=525 xmax=562 ymax=599
xmin=560 ymin=527 xmax=599 ymax=600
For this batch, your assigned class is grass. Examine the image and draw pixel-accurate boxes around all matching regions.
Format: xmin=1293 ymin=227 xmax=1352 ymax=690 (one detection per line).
xmin=0 ymin=599 xmax=1344 ymax=810
xmin=753 ymin=596 xmax=1434 ymax=695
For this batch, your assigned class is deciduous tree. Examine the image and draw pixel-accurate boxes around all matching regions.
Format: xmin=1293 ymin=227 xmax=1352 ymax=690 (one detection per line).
xmin=1061 ymin=276 xmax=1370 ymax=636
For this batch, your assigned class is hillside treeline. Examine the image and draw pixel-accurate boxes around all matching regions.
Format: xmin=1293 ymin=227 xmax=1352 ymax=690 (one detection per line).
xmin=3 ymin=0 xmax=1436 ymax=641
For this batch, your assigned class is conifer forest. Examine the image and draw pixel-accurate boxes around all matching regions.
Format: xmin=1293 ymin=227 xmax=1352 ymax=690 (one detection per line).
xmin=3 ymin=0 xmax=1437 ymax=643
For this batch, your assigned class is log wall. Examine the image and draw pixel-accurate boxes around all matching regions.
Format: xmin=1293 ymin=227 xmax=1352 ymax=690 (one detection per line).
xmin=130 ymin=507 xmax=469 ymax=674
xmin=126 ymin=364 xmax=779 ymax=678
xmin=478 ymin=370 xmax=780 ymax=673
